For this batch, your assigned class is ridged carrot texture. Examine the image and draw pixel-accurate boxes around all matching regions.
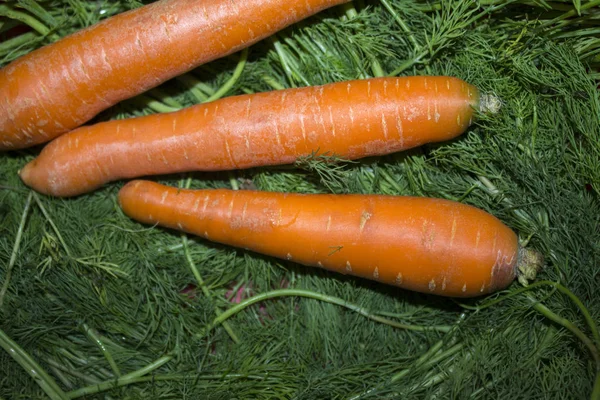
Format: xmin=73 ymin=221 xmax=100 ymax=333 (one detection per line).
xmin=21 ymin=76 xmax=485 ymax=197
xmin=0 ymin=0 xmax=350 ymax=151
xmin=118 ymin=180 xmax=544 ymax=298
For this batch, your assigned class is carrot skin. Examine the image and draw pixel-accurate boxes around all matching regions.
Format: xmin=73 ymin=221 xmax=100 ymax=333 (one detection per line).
xmin=0 ymin=0 xmax=350 ymax=151
xmin=118 ymin=180 xmax=521 ymax=298
xmin=20 ymin=76 xmax=479 ymax=197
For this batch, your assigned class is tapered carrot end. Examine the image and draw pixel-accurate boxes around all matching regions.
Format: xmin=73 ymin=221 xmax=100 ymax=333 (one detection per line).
xmin=18 ymin=160 xmax=34 ymax=187
xmin=118 ymin=180 xmax=148 ymax=207
xmin=516 ymin=248 xmax=545 ymax=287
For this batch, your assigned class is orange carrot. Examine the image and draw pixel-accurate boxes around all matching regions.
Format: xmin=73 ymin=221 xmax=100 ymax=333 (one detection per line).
xmin=0 ymin=0 xmax=350 ymax=151
xmin=20 ymin=76 xmax=484 ymax=197
xmin=118 ymin=180 xmax=543 ymax=298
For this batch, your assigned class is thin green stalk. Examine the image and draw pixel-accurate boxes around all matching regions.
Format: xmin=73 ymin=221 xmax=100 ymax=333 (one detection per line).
xmin=229 ymin=173 xmax=240 ymax=190
xmin=538 ymin=0 xmax=600 ymax=29
xmin=457 ymin=280 xmax=600 ymax=351
xmin=197 ymin=289 xmax=452 ymax=339
xmin=421 ymin=343 xmax=464 ymax=370
xmin=0 ymin=5 xmax=57 ymax=39
xmin=67 ymin=372 xmax=266 ymax=398
xmin=553 ymin=27 xmax=600 ymax=40
xmin=389 ymin=1 xmax=510 ymax=76
xmin=531 ymin=299 xmax=600 ymax=366
xmin=49 ymin=365 xmax=75 ymax=390
xmin=179 ymin=178 xmax=240 ymax=344
xmin=182 ymin=236 xmax=240 ymax=343
xmin=379 ymin=0 xmax=420 ymax=50
xmin=404 ymin=345 xmax=466 ymax=392
xmin=388 ymin=52 xmax=425 ymax=76
xmin=262 ymin=75 xmax=286 ymax=90
xmin=32 ymin=192 xmax=72 ymax=258
xmin=592 ymin=373 xmax=600 ymax=400
xmin=270 ymin=36 xmax=310 ymax=87
xmin=45 ymin=358 xmax=102 ymax=385
xmin=176 ymin=74 xmax=213 ymax=102
xmin=204 ymin=47 xmax=248 ymax=103
xmin=0 ymin=31 xmax=39 ymax=55
xmin=348 ymin=339 xmax=450 ymax=400
xmin=66 ymin=355 xmax=172 ymax=399
xmin=0 ymin=327 xmax=69 ymax=400
xmin=469 ymin=326 xmax=556 ymax=398
xmin=392 ymin=340 xmax=445 ymax=383
xmin=0 ymin=191 xmax=32 ymax=309
xmin=371 ymin=59 xmax=385 ymax=77
xmin=81 ymin=323 xmax=121 ymax=377
xmin=341 ymin=2 xmax=359 ymax=19
xmin=14 ymin=0 xmax=59 ymax=29
xmin=338 ymin=2 xmax=386 ymax=77
xmin=551 ymin=283 xmax=600 ymax=348
xmin=149 ymin=88 xmax=183 ymax=109
xmin=132 ymin=95 xmax=180 ymax=113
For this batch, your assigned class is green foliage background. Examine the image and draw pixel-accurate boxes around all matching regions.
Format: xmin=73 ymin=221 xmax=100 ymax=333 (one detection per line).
xmin=0 ymin=0 xmax=599 ymax=399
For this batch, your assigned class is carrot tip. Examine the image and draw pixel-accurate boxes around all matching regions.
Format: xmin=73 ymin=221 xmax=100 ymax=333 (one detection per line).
xmin=516 ymin=247 xmax=545 ymax=287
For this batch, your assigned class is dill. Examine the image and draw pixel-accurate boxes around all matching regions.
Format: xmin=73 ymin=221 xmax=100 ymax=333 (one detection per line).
xmin=1 ymin=0 xmax=599 ymax=399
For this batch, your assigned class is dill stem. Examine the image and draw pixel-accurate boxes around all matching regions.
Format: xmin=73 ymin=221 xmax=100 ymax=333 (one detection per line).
xmin=592 ymin=372 xmax=600 ymax=400
xmin=549 ymin=283 xmax=600 ymax=348
xmin=422 ymin=343 xmax=464 ymax=370
xmin=32 ymin=192 xmax=72 ymax=258
xmin=149 ymin=88 xmax=182 ymax=109
xmin=176 ymin=74 xmax=210 ymax=102
xmin=458 ymin=280 xmax=600 ymax=353
xmin=81 ymin=323 xmax=121 ymax=377
xmin=262 ymin=75 xmax=286 ymax=90
xmin=175 ymin=72 xmax=215 ymax=103
xmin=0 ymin=327 xmax=69 ymax=400
xmin=389 ymin=51 xmax=425 ymax=76
xmin=229 ymin=173 xmax=240 ymax=190
xmin=180 ymin=178 xmax=240 ymax=344
xmin=531 ymin=300 xmax=600 ymax=366
xmin=341 ymin=3 xmax=358 ymax=19
xmin=378 ymin=0 xmax=420 ymax=50
xmin=131 ymin=94 xmax=180 ymax=113
xmin=66 ymin=355 xmax=172 ymax=399
xmin=170 ymin=47 xmax=247 ymax=105
xmin=197 ymin=289 xmax=451 ymax=339
xmin=205 ymin=47 xmax=248 ymax=103
xmin=0 ymin=31 xmax=39 ymax=55
xmin=49 ymin=366 xmax=75 ymax=390
xmin=67 ymin=373 xmax=265 ymax=398
xmin=0 ymin=192 xmax=32 ymax=309
xmin=182 ymin=236 xmax=240 ymax=343
xmin=392 ymin=340 xmax=445 ymax=383
xmin=14 ymin=0 xmax=58 ymax=29
xmin=0 ymin=5 xmax=56 ymax=39
xmin=45 ymin=358 xmax=102 ymax=385
xmin=468 ymin=325 xmax=556 ymax=397
xmin=271 ymin=35 xmax=310 ymax=87
xmin=538 ymin=0 xmax=600 ymax=29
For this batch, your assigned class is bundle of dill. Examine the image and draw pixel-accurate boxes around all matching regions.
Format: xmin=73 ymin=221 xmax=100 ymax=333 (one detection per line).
xmin=1 ymin=0 xmax=599 ymax=399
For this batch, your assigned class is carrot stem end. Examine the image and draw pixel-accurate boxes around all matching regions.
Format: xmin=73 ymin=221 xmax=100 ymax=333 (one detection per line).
xmin=517 ymin=248 xmax=545 ymax=287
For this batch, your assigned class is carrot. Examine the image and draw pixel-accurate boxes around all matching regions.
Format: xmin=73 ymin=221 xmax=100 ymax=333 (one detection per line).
xmin=20 ymin=76 xmax=485 ymax=197
xmin=0 ymin=0 xmax=350 ymax=151
xmin=117 ymin=180 xmax=543 ymax=298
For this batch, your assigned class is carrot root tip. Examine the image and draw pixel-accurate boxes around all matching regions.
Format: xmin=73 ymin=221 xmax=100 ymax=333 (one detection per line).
xmin=479 ymin=93 xmax=502 ymax=115
xmin=516 ymin=247 xmax=545 ymax=287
